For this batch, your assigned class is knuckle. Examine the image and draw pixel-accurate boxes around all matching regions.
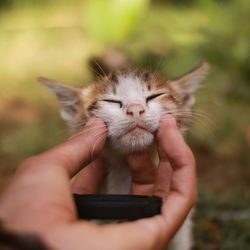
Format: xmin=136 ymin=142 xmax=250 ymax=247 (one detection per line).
xmin=182 ymin=149 xmax=196 ymax=170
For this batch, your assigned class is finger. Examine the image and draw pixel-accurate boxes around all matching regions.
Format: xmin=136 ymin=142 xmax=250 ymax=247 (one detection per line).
xmin=157 ymin=115 xmax=195 ymax=173
xmin=156 ymin=115 xmax=196 ymax=236
xmin=153 ymin=160 xmax=173 ymax=199
xmin=126 ymin=151 xmax=156 ymax=195
xmin=95 ymin=217 xmax=167 ymax=250
xmin=2 ymin=118 xmax=107 ymax=231
xmin=71 ymin=158 xmax=106 ymax=194
xmin=21 ymin=117 xmax=107 ymax=178
xmin=43 ymin=217 xmax=167 ymax=250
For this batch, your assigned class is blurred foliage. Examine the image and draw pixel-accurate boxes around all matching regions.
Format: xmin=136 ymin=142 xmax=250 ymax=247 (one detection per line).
xmin=85 ymin=0 xmax=150 ymax=44
xmin=0 ymin=0 xmax=50 ymax=9
xmin=0 ymin=0 xmax=250 ymax=249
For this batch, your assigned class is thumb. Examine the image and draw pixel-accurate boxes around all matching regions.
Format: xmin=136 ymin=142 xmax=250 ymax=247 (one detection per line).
xmin=29 ymin=117 xmax=107 ymax=177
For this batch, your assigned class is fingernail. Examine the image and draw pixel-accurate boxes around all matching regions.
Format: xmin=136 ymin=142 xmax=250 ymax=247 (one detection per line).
xmin=85 ymin=117 xmax=98 ymax=127
xmin=162 ymin=115 xmax=175 ymax=125
xmin=161 ymin=115 xmax=176 ymax=130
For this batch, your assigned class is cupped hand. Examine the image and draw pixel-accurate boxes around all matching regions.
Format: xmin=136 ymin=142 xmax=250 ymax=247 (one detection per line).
xmin=127 ymin=115 xmax=196 ymax=246
xmin=0 ymin=115 xmax=196 ymax=250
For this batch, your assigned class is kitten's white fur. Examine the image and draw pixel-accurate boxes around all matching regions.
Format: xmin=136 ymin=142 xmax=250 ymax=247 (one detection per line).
xmin=94 ymin=73 xmax=161 ymax=153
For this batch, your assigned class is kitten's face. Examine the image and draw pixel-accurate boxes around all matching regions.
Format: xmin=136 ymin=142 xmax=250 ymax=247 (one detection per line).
xmin=91 ymin=73 xmax=163 ymax=153
xmin=38 ymin=63 xmax=208 ymax=154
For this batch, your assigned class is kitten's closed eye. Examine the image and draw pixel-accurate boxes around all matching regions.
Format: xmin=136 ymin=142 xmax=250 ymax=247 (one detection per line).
xmin=102 ymin=99 xmax=123 ymax=108
xmin=146 ymin=93 xmax=165 ymax=103
xmin=102 ymin=94 xmax=166 ymax=109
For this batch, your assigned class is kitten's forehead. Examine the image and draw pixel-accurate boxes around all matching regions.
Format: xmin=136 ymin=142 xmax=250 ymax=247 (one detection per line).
xmin=115 ymin=73 xmax=150 ymax=100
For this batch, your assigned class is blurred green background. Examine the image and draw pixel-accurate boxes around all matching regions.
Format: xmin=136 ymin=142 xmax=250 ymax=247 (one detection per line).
xmin=0 ymin=0 xmax=250 ymax=249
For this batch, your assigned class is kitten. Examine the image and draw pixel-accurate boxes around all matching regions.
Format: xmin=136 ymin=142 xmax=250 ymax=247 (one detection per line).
xmin=38 ymin=62 xmax=208 ymax=250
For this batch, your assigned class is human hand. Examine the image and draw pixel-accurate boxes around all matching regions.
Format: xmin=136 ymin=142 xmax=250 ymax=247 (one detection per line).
xmin=126 ymin=114 xmax=196 ymax=246
xmin=0 ymin=116 xmax=196 ymax=250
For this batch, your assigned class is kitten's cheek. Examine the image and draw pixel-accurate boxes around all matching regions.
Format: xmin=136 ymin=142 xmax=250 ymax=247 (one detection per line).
xmin=151 ymin=121 xmax=160 ymax=135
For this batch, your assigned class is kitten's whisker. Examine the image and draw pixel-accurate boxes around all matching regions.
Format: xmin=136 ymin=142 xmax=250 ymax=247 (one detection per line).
xmin=153 ymin=56 xmax=165 ymax=77
xmin=88 ymin=65 xmax=105 ymax=79
xmin=72 ymin=127 xmax=106 ymax=136
xmin=160 ymin=108 xmax=217 ymax=129
xmin=91 ymin=133 xmax=107 ymax=162
xmin=73 ymin=125 xmax=107 ymax=134
xmin=192 ymin=109 xmax=218 ymax=129
xmin=79 ymin=127 xmax=107 ymax=161
xmin=88 ymin=129 xmax=107 ymax=140
xmin=79 ymin=128 xmax=107 ymax=145
xmin=192 ymin=114 xmax=217 ymax=129
xmin=178 ymin=110 xmax=218 ymax=130
xmin=181 ymin=115 xmax=215 ymax=136
xmin=91 ymin=58 xmax=108 ymax=78
xmin=108 ymin=120 xmax=131 ymax=125
xmin=160 ymin=112 xmax=215 ymax=135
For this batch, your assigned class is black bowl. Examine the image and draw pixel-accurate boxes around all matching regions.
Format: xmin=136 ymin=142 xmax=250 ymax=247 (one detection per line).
xmin=73 ymin=194 xmax=162 ymax=220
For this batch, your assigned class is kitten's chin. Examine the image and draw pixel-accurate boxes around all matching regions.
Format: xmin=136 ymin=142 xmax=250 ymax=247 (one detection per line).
xmin=110 ymin=130 xmax=154 ymax=154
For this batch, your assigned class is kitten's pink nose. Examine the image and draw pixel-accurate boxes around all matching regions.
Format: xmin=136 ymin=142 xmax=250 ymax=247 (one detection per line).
xmin=126 ymin=104 xmax=145 ymax=117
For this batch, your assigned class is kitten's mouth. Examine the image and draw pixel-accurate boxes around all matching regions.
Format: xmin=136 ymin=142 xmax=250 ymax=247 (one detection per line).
xmin=127 ymin=125 xmax=148 ymax=133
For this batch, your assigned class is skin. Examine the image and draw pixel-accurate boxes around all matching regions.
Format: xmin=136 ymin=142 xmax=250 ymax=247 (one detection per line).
xmin=0 ymin=115 xmax=196 ymax=250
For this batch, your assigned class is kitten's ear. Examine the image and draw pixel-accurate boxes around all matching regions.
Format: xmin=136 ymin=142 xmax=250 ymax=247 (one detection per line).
xmin=169 ymin=62 xmax=209 ymax=94
xmin=38 ymin=77 xmax=82 ymax=120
